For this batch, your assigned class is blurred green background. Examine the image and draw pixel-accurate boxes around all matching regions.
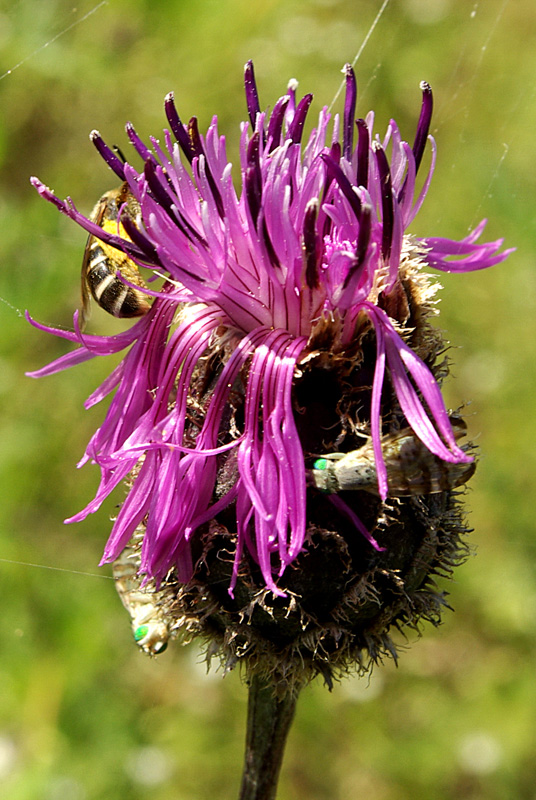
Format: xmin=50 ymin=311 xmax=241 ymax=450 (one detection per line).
xmin=0 ymin=0 xmax=534 ymax=798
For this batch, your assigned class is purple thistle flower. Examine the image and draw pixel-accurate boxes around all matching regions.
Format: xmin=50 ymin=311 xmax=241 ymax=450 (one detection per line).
xmin=28 ymin=63 xmax=513 ymax=599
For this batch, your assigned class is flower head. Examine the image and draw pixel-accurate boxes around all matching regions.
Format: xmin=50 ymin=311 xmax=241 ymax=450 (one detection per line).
xmin=29 ymin=62 xmax=512 ymax=681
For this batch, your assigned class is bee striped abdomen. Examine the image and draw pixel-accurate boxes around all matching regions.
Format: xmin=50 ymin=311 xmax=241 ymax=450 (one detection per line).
xmin=80 ymin=183 xmax=151 ymax=327
xmin=86 ymin=241 xmax=150 ymax=318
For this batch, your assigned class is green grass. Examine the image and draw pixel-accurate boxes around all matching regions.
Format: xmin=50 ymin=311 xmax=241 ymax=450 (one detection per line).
xmin=1 ymin=1 xmax=534 ymax=797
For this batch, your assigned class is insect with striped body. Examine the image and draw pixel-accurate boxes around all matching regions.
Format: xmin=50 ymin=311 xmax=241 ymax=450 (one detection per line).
xmin=80 ymin=182 xmax=151 ymax=329
xmin=112 ymin=528 xmax=176 ymax=656
xmin=310 ymin=421 xmax=475 ymax=497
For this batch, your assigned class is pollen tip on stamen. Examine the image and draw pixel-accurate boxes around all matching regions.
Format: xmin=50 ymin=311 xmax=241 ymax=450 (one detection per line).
xmin=342 ymin=65 xmax=357 ymax=160
xmin=244 ymin=60 xmax=262 ymax=128
xmin=90 ymin=131 xmax=128 ymax=179
xmin=343 ymin=64 xmax=357 ymax=97
xmin=411 ymin=82 xmax=434 ymax=176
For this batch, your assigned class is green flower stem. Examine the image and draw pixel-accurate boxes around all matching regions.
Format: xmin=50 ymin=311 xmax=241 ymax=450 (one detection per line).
xmin=238 ymin=674 xmax=299 ymax=800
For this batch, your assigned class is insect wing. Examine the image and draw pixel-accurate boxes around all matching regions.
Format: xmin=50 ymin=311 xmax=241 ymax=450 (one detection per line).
xmin=311 ymin=421 xmax=475 ymax=497
xmin=379 ymin=430 xmax=475 ymax=496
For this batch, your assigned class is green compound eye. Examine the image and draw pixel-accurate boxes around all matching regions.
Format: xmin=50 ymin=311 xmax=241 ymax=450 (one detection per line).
xmin=134 ymin=624 xmax=149 ymax=642
xmin=313 ymin=458 xmax=328 ymax=471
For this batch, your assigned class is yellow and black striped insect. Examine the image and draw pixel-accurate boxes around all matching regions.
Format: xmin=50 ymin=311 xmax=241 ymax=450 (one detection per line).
xmin=112 ymin=528 xmax=176 ymax=656
xmin=80 ymin=182 xmax=151 ymax=329
xmin=311 ymin=421 xmax=475 ymax=497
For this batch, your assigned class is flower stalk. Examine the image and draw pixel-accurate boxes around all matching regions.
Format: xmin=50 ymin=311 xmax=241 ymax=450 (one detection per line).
xmin=239 ymin=675 xmax=298 ymax=800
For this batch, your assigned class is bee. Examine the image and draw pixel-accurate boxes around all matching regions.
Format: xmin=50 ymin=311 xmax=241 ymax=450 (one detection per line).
xmin=81 ymin=182 xmax=151 ymax=329
xmin=112 ymin=527 xmax=176 ymax=656
xmin=310 ymin=420 xmax=475 ymax=497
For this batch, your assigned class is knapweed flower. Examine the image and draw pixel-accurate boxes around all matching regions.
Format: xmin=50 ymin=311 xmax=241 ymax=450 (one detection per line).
xmin=29 ymin=63 xmax=512 ymax=686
